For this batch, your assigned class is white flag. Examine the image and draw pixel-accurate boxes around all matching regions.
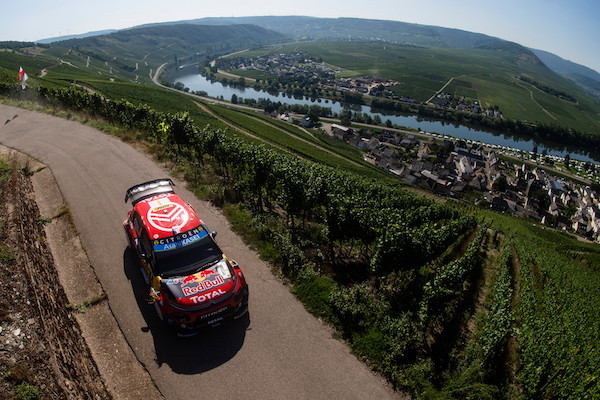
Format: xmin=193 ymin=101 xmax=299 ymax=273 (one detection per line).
xmin=21 ymin=72 xmax=28 ymax=89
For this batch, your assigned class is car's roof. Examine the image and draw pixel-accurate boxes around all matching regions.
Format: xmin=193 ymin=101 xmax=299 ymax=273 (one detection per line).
xmin=134 ymin=192 xmax=203 ymax=240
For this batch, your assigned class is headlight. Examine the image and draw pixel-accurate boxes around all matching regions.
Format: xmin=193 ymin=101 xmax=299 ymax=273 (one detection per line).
xmin=215 ymin=259 xmax=232 ymax=279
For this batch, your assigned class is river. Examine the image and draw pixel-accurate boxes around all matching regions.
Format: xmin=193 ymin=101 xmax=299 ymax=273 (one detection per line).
xmin=171 ymin=67 xmax=597 ymax=163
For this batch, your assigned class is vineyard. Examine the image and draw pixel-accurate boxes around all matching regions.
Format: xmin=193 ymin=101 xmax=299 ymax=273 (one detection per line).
xmin=1 ymin=72 xmax=600 ymax=399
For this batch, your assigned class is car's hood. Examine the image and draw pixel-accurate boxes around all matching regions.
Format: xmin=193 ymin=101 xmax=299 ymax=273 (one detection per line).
xmin=162 ymin=259 xmax=236 ymax=307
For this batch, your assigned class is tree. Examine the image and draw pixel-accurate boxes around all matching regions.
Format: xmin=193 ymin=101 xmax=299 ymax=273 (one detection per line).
xmin=564 ymin=153 xmax=571 ymax=169
xmin=492 ymin=175 xmax=508 ymax=193
xmin=340 ymin=109 xmax=352 ymax=127
xmin=307 ymin=109 xmax=320 ymax=125
xmin=231 ymin=94 xmax=238 ymax=104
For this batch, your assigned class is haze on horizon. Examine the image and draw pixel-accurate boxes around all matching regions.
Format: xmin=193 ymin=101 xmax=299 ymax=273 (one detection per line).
xmin=1 ymin=0 xmax=598 ymax=73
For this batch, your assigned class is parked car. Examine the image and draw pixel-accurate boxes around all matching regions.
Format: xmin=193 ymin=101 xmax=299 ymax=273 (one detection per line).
xmin=123 ymin=179 xmax=248 ymax=335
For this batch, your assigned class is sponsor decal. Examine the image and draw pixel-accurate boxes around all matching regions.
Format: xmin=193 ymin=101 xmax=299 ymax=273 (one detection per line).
xmin=200 ymin=306 xmax=229 ymax=320
xmin=153 ymin=227 xmax=207 ymax=252
xmin=182 ymin=276 xmax=225 ymax=297
xmin=181 ymin=269 xmax=214 ymax=287
xmin=149 ymin=198 xmax=172 ymax=212
xmin=190 ymin=288 xmax=227 ymax=304
xmin=146 ymin=200 xmax=189 ymax=232
xmin=207 ymin=316 xmax=224 ymax=325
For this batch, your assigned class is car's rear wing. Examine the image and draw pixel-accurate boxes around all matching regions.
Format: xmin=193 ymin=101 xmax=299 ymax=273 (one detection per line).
xmin=124 ymin=179 xmax=175 ymax=205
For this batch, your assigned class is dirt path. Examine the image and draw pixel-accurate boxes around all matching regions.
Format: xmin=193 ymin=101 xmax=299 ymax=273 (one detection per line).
xmin=194 ymin=101 xmax=289 ymax=153
xmin=241 ymin=113 xmax=363 ymax=167
xmin=0 ymin=103 xmax=403 ymax=400
xmin=217 ymin=69 xmax=257 ymax=82
xmin=513 ymin=80 xmax=558 ymax=120
xmin=426 ymin=76 xmax=463 ymax=104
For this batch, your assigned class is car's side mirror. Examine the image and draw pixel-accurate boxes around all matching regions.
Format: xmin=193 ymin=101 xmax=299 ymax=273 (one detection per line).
xmin=211 ymin=231 xmax=217 ymax=238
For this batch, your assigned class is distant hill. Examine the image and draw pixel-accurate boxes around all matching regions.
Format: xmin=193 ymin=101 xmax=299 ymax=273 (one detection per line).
xmin=139 ymin=15 xmax=507 ymax=49
xmin=53 ymin=24 xmax=287 ymax=65
xmin=37 ymin=29 xmax=118 ymax=44
xmin=25 ymin=15 xmax=599 ymax=133
xmin=530 ymin=48 xmax=600 ymax=100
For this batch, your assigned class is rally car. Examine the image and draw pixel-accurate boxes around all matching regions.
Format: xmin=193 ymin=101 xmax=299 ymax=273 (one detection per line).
xmin=123 ymin=179 xmax=248 ymax=335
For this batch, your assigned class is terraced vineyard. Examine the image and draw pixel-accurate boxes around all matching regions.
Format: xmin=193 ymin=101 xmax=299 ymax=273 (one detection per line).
xmin=1 ymin=45 xmax=600 ymax=398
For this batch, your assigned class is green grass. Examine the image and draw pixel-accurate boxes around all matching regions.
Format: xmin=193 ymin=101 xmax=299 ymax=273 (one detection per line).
xmin=206 ymin=103 xmax=389 ymax=179
xmin=0 ymin=50 xmax=56 ymax=77
xmin=293 ymin=276 xmax=335 ymax=320
xmin=227 ymin=68 xmax=270 ymax=81
xmin=222 ymin=203 xmax=279 ymax=262
xmin=236 ymin=109 xmax=366 ymax=161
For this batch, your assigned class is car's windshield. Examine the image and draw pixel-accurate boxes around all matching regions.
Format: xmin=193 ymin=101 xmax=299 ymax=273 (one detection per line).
xmin=153 ymin=227 xmax=222 ymax=277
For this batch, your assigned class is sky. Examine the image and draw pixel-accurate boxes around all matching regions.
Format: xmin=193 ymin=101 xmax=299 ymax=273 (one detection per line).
xmin=1 ymin=0 xmax=599 ymax=73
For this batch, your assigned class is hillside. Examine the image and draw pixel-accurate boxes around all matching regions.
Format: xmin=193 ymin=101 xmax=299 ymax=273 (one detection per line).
xmin=53 ymin=24 xmax=287 ymax=76
xmin=146 ymin=15 xmax=504 ymax=49
xmin=221 ymin=40 xmax=600 ymax=135
xmin=37 ymin=29 xmax=118 ymax=44
xmin=2 ymin=76 xmax=600 ymax=398
xmin=531 ymin=48 xmax=600 ymax=100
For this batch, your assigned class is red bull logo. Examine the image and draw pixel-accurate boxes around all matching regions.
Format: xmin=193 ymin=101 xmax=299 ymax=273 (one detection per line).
xmin=181 ymin=269 xmax=215 ymax=287
xmin=182 ymin=275 xmax=225 ymax=297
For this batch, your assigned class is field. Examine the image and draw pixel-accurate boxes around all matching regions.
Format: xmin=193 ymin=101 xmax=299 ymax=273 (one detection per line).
xmin=204 ymin=103 xmax=387 ymax=179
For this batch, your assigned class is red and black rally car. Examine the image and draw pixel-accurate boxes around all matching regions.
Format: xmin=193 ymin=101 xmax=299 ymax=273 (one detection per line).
xmin=123 ymin=179 xmax=248 ymax=335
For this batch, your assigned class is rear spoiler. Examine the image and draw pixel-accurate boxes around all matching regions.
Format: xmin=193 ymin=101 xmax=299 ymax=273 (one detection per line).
xmin=124 ymin=179 xmax=175 ymax=205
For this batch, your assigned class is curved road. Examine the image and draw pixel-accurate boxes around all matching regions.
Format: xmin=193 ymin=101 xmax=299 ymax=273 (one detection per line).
xmin=0 ymin=104 xmax=401 ymax=400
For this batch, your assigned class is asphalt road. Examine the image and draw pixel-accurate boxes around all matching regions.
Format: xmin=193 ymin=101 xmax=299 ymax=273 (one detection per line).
xmin=0 ymin=104 xmax=402 ymax=399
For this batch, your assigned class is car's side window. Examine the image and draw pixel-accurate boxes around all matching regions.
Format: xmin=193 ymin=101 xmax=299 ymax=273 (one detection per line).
xmin=140 ymin=230 xmax=153 ymax=258
xmin=132 ymin=212 xmax=143 ymax=237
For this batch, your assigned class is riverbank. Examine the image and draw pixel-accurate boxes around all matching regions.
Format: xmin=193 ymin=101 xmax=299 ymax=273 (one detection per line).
xmin=157 ymin=66 xmax=599 ymax=185
xmin=169 ymin=66 xmax=599 ymax=163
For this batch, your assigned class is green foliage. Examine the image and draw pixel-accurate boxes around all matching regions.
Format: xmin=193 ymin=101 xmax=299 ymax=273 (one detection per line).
xmin=419 ymin=224 xmax=488 ymax=325
xmin=293 ymin=276 xmax=335 ymax=319
xmin=438 ymin=238 xmax=514 ymax=396
xmin=14 ymin=383 xmax=40 ymax=400
xmin=514 ymin=238 xmax=600 ymax=398
xmin=206 ymin=104 xmax=378 ymax=177
xmin=0 ymin=243 xmax=16 ymax=262
xmin=0 ymin=50 xmax=55 ymax=77
xmin=330 ymin=282 xmax=389 ymax=330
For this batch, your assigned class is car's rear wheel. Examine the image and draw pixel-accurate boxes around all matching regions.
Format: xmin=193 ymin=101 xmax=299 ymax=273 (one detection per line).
xmin=154 ymin=302 xmax=163 ymax=321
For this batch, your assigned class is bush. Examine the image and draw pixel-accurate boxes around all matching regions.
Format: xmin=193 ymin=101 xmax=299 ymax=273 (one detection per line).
xmin=293 ymin=276 xmax=335 ymax=319
xmin=14 ymin=383 xmax=40 ymax=400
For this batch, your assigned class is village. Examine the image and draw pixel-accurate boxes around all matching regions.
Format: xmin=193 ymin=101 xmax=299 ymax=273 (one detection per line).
xmin=217 ymin=53 xmax=600 ymax=241
xmin=215 ymin=52 xmax=403 ymax=102
xmin=215 ymin=52 xmax=505 ymax=118
xmin=325 ymin=122 xmax=600 ymax=242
